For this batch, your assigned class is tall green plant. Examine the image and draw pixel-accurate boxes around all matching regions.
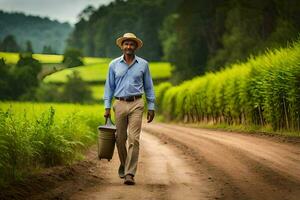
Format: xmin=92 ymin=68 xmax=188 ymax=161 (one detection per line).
xmin=158 ymin=40 xmax=300 ymax=133
xmin=0 ymin=104 xmax=100 ymax=186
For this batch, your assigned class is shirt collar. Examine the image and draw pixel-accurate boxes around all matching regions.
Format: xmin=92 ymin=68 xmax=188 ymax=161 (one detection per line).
xmin=120 ymin=55 xmax=139 ymax=64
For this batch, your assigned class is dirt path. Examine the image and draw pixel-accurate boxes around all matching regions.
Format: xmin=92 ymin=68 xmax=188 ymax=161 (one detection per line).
xmin=1 ymin=122 xmax=299 ymax=200
xmin=70 ymin=132 xmax=214 ymax=200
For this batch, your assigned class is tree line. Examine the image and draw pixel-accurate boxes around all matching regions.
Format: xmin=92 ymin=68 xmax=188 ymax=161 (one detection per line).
xmin=67 ymin=0 xmax=300 ymax=82
xmin=0 ymin=34 xmax=57 ymax=54
xmin=0 ymin=35 xmax=33 ymax=53
xmin=67 ymin=0 xmax=180 ymax=61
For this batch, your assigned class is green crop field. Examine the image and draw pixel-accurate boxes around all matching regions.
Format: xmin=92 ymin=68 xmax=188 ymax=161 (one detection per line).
xmin=44 ymin=62 xmax=109 ymax=83
xmin=0 ymin=52 xmax=63 ymax=64
xmin=0 ymin=102 xmax=105 ymax=186
xmin=0 ymin=102 xmax=103 ymax=119
xmin=43 ymin=62 xmax=172 ymax=83
xmin=147 ymin=62 xmax=172 ymax=79
xmin=83 ymin=57 xmax=111 ymax=65
xmin=0 ymin=52 xmax=109 ymax=65
xmin=156 ymin=41 xmax=300 ymax=134
xmin=89 ymin=85 xmax=105 ymax=100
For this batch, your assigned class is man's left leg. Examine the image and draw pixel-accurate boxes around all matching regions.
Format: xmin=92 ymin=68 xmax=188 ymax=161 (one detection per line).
xmin=124 ymin=98 xmax=144 ymax=177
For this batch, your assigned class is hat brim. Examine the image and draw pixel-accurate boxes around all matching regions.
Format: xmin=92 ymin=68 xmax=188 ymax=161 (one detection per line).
xmin=116 ymin=37 xmax=143 ymax=49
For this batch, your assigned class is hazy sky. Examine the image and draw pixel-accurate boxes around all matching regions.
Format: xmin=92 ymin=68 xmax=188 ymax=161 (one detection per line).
xmin=0 ymin=0 xmax=113 ymax=24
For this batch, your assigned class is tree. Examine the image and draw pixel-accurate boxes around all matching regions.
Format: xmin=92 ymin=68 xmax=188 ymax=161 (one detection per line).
xmin=78 ymin=5 xmax=95 ymax=21
xmin=35 ymin=83 xmax=61 ymax=102
xmin=0 ymin=35 xmax=20 ymax=52
xmin=12 ymin=53 xmax=42 ymax=99
xmin=66 ymin=0 xmax=179 ymax=60
xmin=60 ymin=71 xmax=92 ymax=103
xmin=17 ymin=53 xmax=41 ymax=74
xmin=62 ymin=48 xmax=84 ymax=68
xmin=159 ymin=0 xmax=300 ymax=82
xmin=0 ymin=59 xmax=13 ymax=99
xmin=42 ymin=45 xmax=55 ymax=54
xmin=0 ymin=53 xmax=42 ymax=100
xmin=159 ymin=14 xmax=179 ymax=63
xmin=26 ymin=40 xmax=34 ymax=53
xmin=66 ymin=0 xmax=300 ymax=82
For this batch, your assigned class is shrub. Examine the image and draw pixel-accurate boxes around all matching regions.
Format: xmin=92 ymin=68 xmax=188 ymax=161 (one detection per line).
xmin=60 ymin=71 xmax=93 ymax=103
xmin=62 ymin=48 xmax=84 ymax=68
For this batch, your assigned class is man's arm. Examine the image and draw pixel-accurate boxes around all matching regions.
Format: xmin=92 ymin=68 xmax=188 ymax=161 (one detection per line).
xmin=103 ymin=64 xmax=115 ymax=118
xmin=143 ymin=63 xmax=155 ymax=123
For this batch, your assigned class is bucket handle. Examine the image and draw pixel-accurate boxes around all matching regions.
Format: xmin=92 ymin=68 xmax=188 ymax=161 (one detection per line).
xmin=105 ymin=116 xmax=115 ymax=126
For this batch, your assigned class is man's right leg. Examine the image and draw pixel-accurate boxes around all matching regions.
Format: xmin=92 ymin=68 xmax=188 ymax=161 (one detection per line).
xmin=113 ymin=100 xmax=128 ymax=178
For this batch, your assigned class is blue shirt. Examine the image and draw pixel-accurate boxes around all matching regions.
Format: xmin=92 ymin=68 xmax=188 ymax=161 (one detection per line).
xmin=103 ymin=55 xmax=155 ymax=110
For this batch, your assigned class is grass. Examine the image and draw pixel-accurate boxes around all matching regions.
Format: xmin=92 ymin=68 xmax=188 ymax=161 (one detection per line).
xmin=44 ymin=62 xmax=109 ymax=83
xmin=43 ymin=61 xmax=172 ymax=84
xmin=148 ymin=62 xmax=172 ymax=80
xmin=89 ymin=85 xmax=105 ymax=100
xmin=0 ymin=52 xmax=109 ymax=65
xmin=183 ymin=121 xmax=300 ymax=137
xmin=0 ymin=52 xmax=63 ymax=64
xmin=0 ymin=102 xmax=105 ymax=186
xmin=0 ymin=102 xmax=103 ymax=119
xmin=83 ymin=57 xmax=111 ymax=65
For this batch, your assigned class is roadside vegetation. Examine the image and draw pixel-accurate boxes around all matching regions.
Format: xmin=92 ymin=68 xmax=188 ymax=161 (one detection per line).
xmin=0 ymin=102 xmax=104 ymax=186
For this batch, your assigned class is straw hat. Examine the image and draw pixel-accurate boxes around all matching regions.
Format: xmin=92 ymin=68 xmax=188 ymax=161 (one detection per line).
xmin=116 ymin=33 xmax=143 ymax=49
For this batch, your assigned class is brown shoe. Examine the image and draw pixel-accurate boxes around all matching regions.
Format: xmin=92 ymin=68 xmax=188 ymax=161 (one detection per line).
xmin=124 ymin=174 xmax=135 ymax=185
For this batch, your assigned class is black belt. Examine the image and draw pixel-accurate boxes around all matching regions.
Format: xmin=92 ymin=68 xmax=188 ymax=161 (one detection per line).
xmin=115 ymin=95 xmax=142 ymax=102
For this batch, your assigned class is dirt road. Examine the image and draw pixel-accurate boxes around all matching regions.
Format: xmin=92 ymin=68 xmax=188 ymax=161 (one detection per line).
xmin=70 ymin=122 xmax=300 ymax=200
xmin=70 ymin=132 xmax=213 ymax=200
xmin=1 ymin=122 xmax=299 ymax=200
xmin=143 ymin=123 xmax=300 ymax=200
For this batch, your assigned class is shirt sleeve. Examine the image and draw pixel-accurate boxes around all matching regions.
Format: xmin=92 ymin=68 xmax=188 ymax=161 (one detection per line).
xmin=143 ymin=63 xmax=155 ymax=110
xmin=103 ymin=64 xmax=115 ymax=109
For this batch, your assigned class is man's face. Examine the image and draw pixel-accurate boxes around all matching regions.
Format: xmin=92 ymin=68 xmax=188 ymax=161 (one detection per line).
xmin=121 ymin=40 xmax=137 ymax=55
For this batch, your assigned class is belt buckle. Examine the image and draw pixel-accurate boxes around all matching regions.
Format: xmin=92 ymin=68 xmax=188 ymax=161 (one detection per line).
xmin=128 ymin=96 xmax=136 ymax=101
xmin=129 ymin=96 xmax=135 ymax=101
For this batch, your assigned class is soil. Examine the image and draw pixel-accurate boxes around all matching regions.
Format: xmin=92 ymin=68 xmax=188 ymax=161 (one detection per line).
xmin=1 ymin=122 xmax=299 ymax=200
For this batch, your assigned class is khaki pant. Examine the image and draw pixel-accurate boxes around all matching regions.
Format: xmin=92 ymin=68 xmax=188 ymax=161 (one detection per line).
xmin=112 ymin=98 xmax=144 ymax=177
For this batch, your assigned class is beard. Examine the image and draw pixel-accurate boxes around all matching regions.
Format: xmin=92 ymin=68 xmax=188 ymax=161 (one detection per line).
xmin=123 ymin=48 xmax=135 ymax=55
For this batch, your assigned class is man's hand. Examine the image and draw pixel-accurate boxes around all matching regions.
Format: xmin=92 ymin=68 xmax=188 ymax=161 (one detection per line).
xmin=104 ymin=108 xmax=111 ymax=118
xmin=147 ymin=110 xmax=155 ymax=123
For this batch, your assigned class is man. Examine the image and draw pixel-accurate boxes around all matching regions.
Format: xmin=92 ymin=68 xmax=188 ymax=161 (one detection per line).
xmin=103 ymin=33 xmax=155 ymax=185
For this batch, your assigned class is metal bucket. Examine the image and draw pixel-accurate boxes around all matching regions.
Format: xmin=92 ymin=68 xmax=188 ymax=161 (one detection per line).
xmin=97 ymin=117 xmax=117 ymax=161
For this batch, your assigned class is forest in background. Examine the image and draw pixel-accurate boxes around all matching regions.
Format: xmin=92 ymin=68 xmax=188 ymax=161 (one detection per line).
xmin=0 ymin=10 xmax=72 ymax=54
xmin=67 ymin=0 xmax=300 ymax=82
